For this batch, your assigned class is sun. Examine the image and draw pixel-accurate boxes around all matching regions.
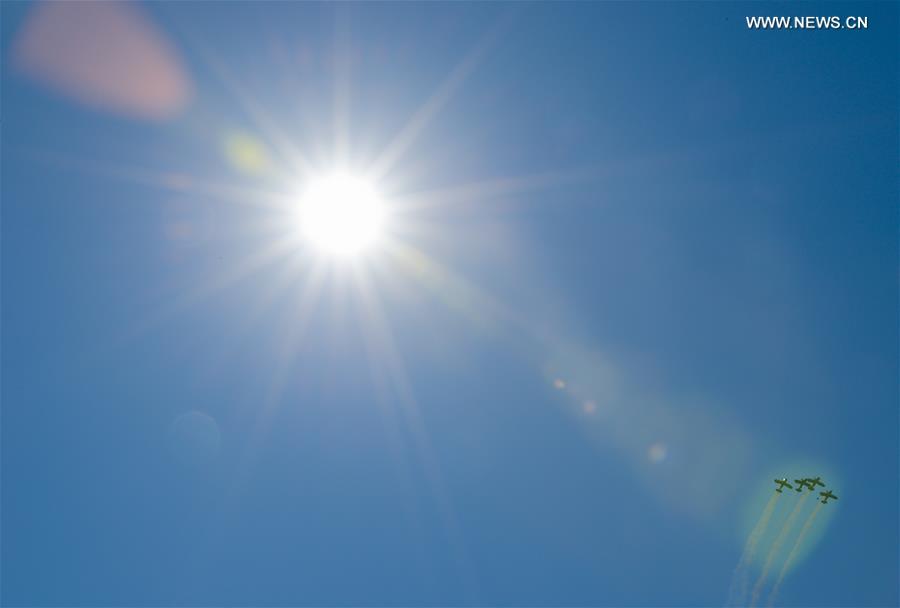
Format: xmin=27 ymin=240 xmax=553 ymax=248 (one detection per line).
xmin=296 ymin=173 xmax=387 ymax=257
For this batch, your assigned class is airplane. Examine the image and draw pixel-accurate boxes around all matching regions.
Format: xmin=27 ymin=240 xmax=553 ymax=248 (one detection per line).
xmin=819 ymin=490 xmax=839 ymax=504
xmin=774 ymin=478 xmax=793 ymax=493
xmin=794 ymin=478 xmax=815 ymax=491
xmin=806 ymin=476 xmax=825 ymax=489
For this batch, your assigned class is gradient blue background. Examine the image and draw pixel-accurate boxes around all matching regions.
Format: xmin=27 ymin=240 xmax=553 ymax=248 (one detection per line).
xmin=3 ymin=2 xmax=897 ymax=606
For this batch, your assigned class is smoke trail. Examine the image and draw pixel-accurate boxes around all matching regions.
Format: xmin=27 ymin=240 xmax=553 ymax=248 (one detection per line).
xmin=727 ymin=492 xmax=781 ymax=607
xmin=749 ymin=491 xmax=811 ymax=606
xmin=766 ymin=502 xmax=824 ymax=607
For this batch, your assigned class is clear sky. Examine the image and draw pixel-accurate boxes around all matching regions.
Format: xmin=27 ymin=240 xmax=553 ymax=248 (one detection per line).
xmin=2 ymin=2 xmax=897 ymax=606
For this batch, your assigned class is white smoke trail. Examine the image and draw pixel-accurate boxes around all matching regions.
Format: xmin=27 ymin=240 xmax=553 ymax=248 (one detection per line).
xmin=727 ymin=492 xmax=781 ymax=607
xmin=749 ymin=491 xmax=811 ymax=606
xmin=766 ymin=501 xmax=824 ymax=607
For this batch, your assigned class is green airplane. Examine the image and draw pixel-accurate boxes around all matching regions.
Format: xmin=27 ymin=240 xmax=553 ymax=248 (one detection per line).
xmin=794 ymin=478 xmax=815 ymax=492
xmin=806 ymin=476 xmax=825 ymax=489
xmin=819 ymin=489 xmax=838 ymax=504
xmin=774 ymin=478 xmax=793 ymax=492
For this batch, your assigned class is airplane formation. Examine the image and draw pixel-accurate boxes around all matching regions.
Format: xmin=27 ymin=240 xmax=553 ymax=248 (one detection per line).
xmin=773 ymin=476 xmax=838 ymax=503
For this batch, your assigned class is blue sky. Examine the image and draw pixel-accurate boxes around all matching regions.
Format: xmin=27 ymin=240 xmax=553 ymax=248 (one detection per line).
xmin=2 ymin=2 xmax=897 ymax=606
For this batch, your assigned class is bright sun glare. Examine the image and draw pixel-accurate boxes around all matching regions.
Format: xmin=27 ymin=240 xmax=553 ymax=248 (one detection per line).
xmin=296 ymin=173 xmax=386 ymax=257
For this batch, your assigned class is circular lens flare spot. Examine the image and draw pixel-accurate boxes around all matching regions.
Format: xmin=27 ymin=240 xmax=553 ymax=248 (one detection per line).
xmin=648 ymin=442 xmax=668 ymax=464
xmin=297 ymin=173 xmax=385 ymax=257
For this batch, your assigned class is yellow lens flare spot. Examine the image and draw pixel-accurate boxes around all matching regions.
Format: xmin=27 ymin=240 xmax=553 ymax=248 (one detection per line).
xmin=224 ymin=132 xmax=270 ymax=175
xmin=296 ymin=173 xmax=386 ymax=257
